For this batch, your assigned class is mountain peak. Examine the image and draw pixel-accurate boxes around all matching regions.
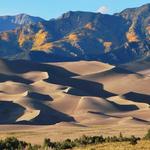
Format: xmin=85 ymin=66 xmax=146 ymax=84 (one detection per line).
xmin=0 ymin=14 xmax=45 ymax=32
xmin=119 ymin=3 xmax=150 ymax=17
xmin=13 ymin=13 xmax=44 ymax=25
xmin=59 ymin=11 xmax=97 ymax=19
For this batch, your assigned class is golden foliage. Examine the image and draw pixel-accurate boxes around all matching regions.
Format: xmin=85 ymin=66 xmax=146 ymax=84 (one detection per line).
xmin=103 ymin=42 xmax=112 ymax=49
xmin=68 ymin=33 xmax=79 ymax=42
xmin=18 ymin=33 xmax=24 ymax=46
xmin=18 ymin=29 xmax=53 ymax=50
xmin=18 ymin=32 xmax=33 ymax=47
xmin=84 ymin=23 xmax=93 ymax=30
xmin=126 ymin=22 xmax=139 ymax=42
xmin=34 ymin=30 xmax=48 ymax=46
xmin=32 ymin=43 xmax=53 ymax=51
xmin=103 ymin=41 xmax=112 ymax=52
xmin=32 ymin=30 xmax=53 ymax=50
xmin=126 ymin=31 xmax=139 ymax=42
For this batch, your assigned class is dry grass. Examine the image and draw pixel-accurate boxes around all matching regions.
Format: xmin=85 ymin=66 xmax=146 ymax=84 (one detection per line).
xmin=0 ymin=124 xmax=149 ymax=145
xmin=74 ymin=140 xmax=150 ymax=150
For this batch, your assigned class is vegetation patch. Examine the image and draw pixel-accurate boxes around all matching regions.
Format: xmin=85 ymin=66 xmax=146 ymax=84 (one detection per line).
xmin=1 ymin=129 xmax=150 ymax=149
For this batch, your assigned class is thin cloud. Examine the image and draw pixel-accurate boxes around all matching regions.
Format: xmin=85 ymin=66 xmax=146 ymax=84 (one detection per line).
xmin=97 ymin=6 xmax=109 ymax=14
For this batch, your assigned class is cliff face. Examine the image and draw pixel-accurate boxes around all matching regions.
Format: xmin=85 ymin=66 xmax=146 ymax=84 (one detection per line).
xmin=0 ymin=4 xmax=149 ymax=64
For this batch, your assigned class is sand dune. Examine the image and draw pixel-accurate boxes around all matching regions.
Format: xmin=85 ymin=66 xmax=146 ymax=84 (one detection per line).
xmin=108 ymin=96 xmax=149 ymax=110
xmin=0 ymin=58 xmax=149 ymax=128
xmin=74 ymin=97 xmax=118 ymax=114
xmin=77 ymin=67 xmax=150 ymax=95
xmin=54 ymin=61 xmax=114 ymax=76
xmin=0 ymin=101 xmax=25 ymax=124
xmin=22 ymin=71 xmax=49 ymax=82
xmin=0 ymin=81 xmax=29 ymax=94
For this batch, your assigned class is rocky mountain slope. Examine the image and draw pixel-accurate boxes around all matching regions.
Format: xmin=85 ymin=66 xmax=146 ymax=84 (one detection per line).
xmin=0 ymin=14 xmax=44 ymax=32
xmin=0 ymin=4 xmax=149 ymax=64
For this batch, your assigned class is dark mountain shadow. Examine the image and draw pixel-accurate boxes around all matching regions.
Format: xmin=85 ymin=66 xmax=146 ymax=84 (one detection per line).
xmin=123 ymin=92 xmax=150 ymax=104
xmin=28 ymin=92 xmax=53 ymax=101
xmin=0 ymin=101 xmax=25 ymax=124
xmin=0 ymin=73 xmax=32 ymax=84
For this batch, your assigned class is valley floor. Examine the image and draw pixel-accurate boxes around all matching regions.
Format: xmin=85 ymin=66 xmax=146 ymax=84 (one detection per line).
xmin=0 ymin=124 xmax=149 ymax=144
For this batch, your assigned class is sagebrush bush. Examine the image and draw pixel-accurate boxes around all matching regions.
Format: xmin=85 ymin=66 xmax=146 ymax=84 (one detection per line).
xmin=144 ymin=129 xmax=150 ymax=140
xmin=130 ymin=135 xmax=138 ymax=145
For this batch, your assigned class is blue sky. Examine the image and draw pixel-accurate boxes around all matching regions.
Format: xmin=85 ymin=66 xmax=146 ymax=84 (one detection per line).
xmin=0 ymin=0 xmax=149 ymax=20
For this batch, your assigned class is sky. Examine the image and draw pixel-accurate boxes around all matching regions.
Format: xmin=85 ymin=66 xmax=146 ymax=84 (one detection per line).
xmin=0 ymin=0 xmax=149 ymax=20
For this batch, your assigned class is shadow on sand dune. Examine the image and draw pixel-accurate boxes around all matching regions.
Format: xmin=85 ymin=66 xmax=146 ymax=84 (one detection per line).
xmin=0 ymin=101 xmax=25 ymax=124
xmin=0 ymin=73 xmax=32 ymax=84
xmin=17 ymin=100 xmax=76 ymax=125
xmin=123 ymin=92 xmax=150 ymax=104
xmin=46 ymin=75 xmax=116 ymax=98
xmin=111 ymin=101 xmax=139 ymax=111
xmin=28 ymin=92 xmax=53 ymax=101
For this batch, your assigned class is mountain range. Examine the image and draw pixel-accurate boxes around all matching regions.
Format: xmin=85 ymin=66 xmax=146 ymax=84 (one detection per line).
xmin=0 ymin=3 xmax=150 ymax=64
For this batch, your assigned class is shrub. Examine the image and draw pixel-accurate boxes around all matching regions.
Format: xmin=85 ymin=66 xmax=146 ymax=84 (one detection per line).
xmin=144 ymin=129 xmax=150 ymax=140
xmin=130 ymin=135 xmax=138 ymax=145
xmin=59 ymin=139 xmax=75 ymax=149
xmin=1 ymin=137 xmax=28 ymax=149
xmin=43 ymin=138 xmax=57 ymax=149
